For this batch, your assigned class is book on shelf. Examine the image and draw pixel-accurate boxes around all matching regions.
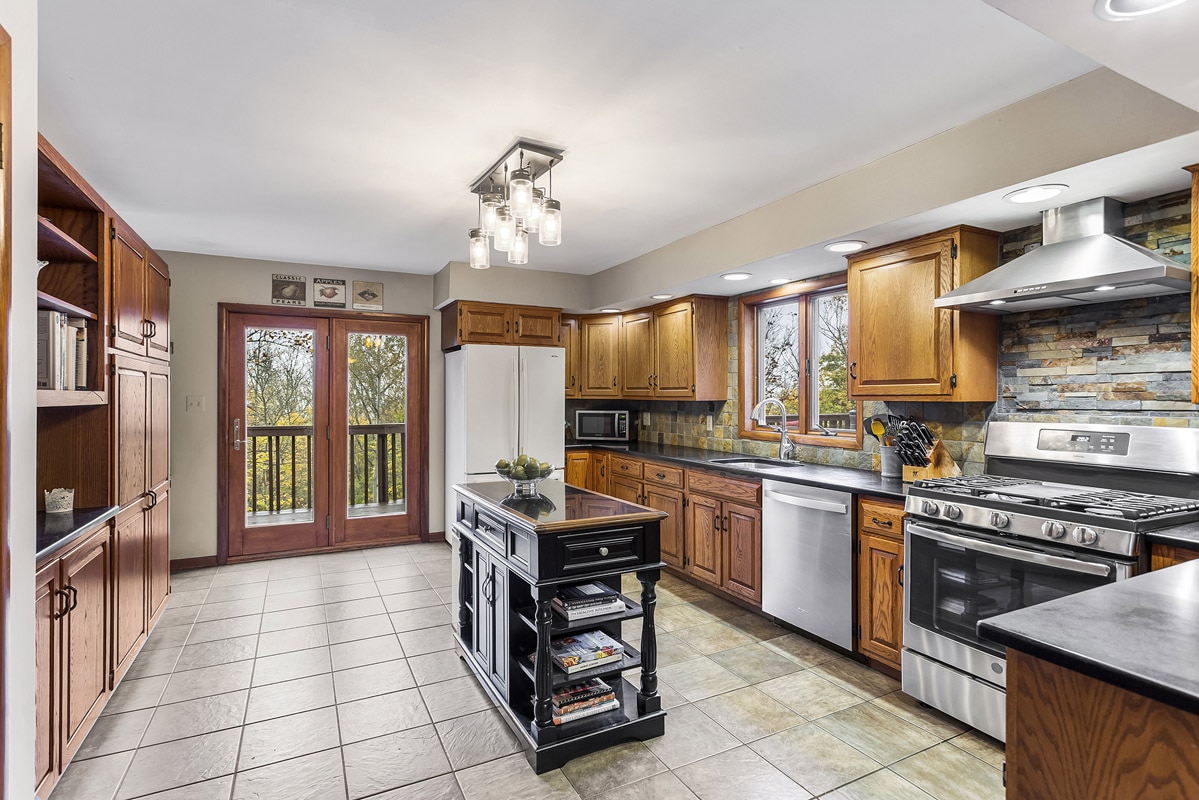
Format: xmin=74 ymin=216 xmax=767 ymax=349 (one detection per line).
xmin=550 ymin=678 xmax=618 ymax=715
xmin=62 ymin=314 xmax=76 ymax=394
xmin=553 ymin=697 xmax=620 ymax=725
xmin=67 ymin=318 xmax=88 ymax=390
xmin=554 ymin=582 xmax=620 ymax=609
xmin=529 ymin=646 xmax=623 ymax=675
xmin=36 ymin=310 xmax=88 ymax=391
xmin=552 ymin=596 xmax=626 ymax=622
xmin=36 ymin=310 xmax=57 ymax=389
xmin=551 ymin=629 xmax=624 ymax=672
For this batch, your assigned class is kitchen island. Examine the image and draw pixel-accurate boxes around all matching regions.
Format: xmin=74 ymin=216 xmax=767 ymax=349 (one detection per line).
xmin=451 ymin=480 xmax=667 ymax=773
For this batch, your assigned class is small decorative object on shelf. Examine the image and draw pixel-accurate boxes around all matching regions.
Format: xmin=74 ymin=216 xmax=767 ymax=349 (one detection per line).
xmin=44 ymin=488 xmax=74 ymax=514
xmin=496 ymin=454 xmax=555 ymax=497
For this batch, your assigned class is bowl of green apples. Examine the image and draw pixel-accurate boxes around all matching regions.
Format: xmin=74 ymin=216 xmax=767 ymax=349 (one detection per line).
xmin=495 ymin=454 xmax=555 ymax=497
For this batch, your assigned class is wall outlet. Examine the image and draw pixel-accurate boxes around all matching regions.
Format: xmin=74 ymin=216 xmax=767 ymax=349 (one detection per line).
xmin=705 ymin=414 xmax=714 ymax=432
xmin=185 ymin=395 xmax=206 ymax=412
xmin=641 ymin=411 xmax=651 ymax=426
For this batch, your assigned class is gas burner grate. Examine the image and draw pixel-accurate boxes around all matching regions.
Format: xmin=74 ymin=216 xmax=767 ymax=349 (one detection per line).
xmin=1048 ymin=491 xmax=1199 ymax=520
xmin=913 ymin=476 xmax=1029 ymax=492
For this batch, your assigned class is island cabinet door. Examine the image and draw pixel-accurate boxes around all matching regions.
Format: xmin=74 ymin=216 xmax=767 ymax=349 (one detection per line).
xmin=645 ymin=485 xmax=685 ymax=569
xmin=686 ymin=493 xmax=722 ymax=586
xmin=471 ymin=546 xmax=492 ymax=674
xmin=488 ymin=564 xmax=508 ymax=700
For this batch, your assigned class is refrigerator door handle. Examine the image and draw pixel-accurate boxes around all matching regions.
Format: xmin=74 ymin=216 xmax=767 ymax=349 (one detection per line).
xmin=520 ymin=356 xmax=529 ymax=458
xmin=512 ymin=357 xmax=521 ymax=456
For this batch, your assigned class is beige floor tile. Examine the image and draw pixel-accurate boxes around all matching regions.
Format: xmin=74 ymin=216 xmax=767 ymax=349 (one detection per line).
xmin=330 ymin=633 xmax=405 ymax=671
xmin=383 ymin=588 xmax=446 ymax=613
xmin=237 ymin=706 xmax=341 ymax=770
xmin=658 ymin=656 xmax=748 ymax=702
xmin=561 ymin=740 xmax=667 ymax=798
xmin=73 ymin=707 xmax=154 ymax=760
xmin=321 ymin=582 xmax=380 ymax=603
xmin=115 ymin=728 xmax=241 ymax=799
xmin=165 ymin=589 xmax=210 ymax=608
xmin=398 ymin=624 xmax=456 ymax=656
xmin=722 ymin=612 xmax=785 ymax=642
xmin=327 ymin=613 xmax=396 ymax=644
xmin=456 ymin=752 xmax=581 ymax=800
xmin=333 ymin=658 xmax=417 ymax=703
xmin=203 ymin=583 xmax=268 ymax=603
xmin=871 ymin=692 xmax=969 ymax=741
xmin=264 ymin=575 xmax=323 ymax=596
xmin=689 ymin=595 xmax=751 ymax=621
xmin=370 ymin=562 xmax=425 ymax=581
xmin=245 ymin=673 xmax=335 ymax=724
xmin=435 ymin=708 xmax=523 ymax=770
xmin=644 ymin=703 xmax=741 ymax=768
xmin=757 ymin=670 xmax=864 ymax=720
xmin=262 ymin=588 xmax=325 ymax=613
xmin=696 ymin=686 xmax=804 ymax=742
xmin=648 ymin=631 xmax=703 ymax=668
xmin=123 ymin=646 xmax=183 ymax=680
xmin=142 ymin=691 xmax=249 ymax=746
xmin=674 ymin=746 xmax=812 ymax=800
xmin=366 ymin=774 xmax=465 ymax=800
xmin=102 ymin=674 xmax=170 ymax=715
xmin=420 ymin=675 xmax=495 ymax=722
xmin=255 ymin=623 xmax=328 ymax=657
xmin=160 ymin=660 xmax=255 ymax=704
xmin=194 ymin=597 xmax=265 ymax=622
xmin=320 ymin=568 xmax=375 ymax=588
xmin=588 ymin=771 xmax=700 ymax=800
xmin=231 ymin=747 xmax=345 ymax=800
xmin=759 ymin=633 xmax=842 ymax=668
xmin=142 ymin=624 xmax=194 ymax=652
xmin=389 ymin=604 xmax=452 ymax=632
xmin=343 ymin=724 xmax=453 ymax=799
xmin=259 ymin=605 xmax=326 ymax=633
xmin=48 ymin=750 xmax=135 ymax=800
xmin=250 ymin=645 xmax=331 ymax=687
xmin=891 ymin=742 xmax=1005 ymax=800
xmin=377 ymin=575 xmax=433 ymax=595
xmin=815 ymin=703 xmax=941 ymax=766
xmin=175 ymin=635 xmax=259 ymax=672
xmin=708 ymin=643 xmax=803 ymax=684
xmin=157 ymin=605 xmax=201 ymax=628
xmin=338 ymin=687 xmax=432 ymax=744
xmin=655 ymin=604 xmax=718 ymax=632
xmin=672 ymin=621 xmax=757 ymax=655
xmin=137 ymin=776 xmax=236 ymax=799
xmin=186 ymin=616 xmax=261 ymax=645
xmin=949 ymin=730 xmax=1006 ymax=770
xmin=325 ymin=596 xmax=388 ymax=622
xmin=749 ymin=722 xmax=882 ymax=795
xmin=822 ymin=769 xmax=934 ymax=800
xmin=810 ymin=657 xmax=900 ymax=700
xmin=408 ymin=648 xmax=474 ymax=685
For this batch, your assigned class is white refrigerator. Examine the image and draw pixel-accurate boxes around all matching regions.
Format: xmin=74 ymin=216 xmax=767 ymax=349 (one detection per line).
xmin=445 ymin=345 xmax=565 ymax=629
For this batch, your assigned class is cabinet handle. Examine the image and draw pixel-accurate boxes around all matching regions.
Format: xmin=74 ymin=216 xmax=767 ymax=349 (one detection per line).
xmin=722 ymin=515 xmax=728 ymax=532
xmin=612 ymin=376 xmax=617 ymax=387
xmin=598 ymin=546 xmax=609 ymax=557
xmin=505 ymin=321 xmax=510 ymax=333
xmin=849 ymin=361 xmax=858 ymax=380
xmin=142 ymin=319 xmax=151 ymax=338
xmin=655 ymin=472 xmax=666 ymax=480
xmin=67 ymin=585 xmax=78 ymax=612
xmin=53 ymin=588 xmax=71 ymax=619
xmin=147 ymin=489 xmax=158 ymax=508
xmin=713 ymin=514 xmax=720 ymax=529
xmin=515 ymin=321 xmax=520 ymax=334
xmin=871 ymin=517 xmax=893 ymax=528
xmin=898 ymin=565 xmax=905 ymax=587
xmin=571 ymin=376 xmax=575 ymax=387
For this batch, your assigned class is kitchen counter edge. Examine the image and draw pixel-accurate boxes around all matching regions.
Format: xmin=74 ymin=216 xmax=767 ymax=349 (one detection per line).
xmin=36 ymin=505 xmax=121 ymax=564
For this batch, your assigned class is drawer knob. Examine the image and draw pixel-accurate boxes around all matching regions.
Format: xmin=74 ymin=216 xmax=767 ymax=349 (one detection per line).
xmin=599 ymin=546 xmax=609 ymax=556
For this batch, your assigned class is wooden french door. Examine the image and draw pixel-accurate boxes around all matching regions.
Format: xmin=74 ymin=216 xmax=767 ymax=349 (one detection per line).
xmin=220 ymin=307 xmax=428 ymax=559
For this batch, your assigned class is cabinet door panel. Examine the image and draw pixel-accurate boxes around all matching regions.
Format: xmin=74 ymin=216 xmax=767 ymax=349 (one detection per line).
xmin=722 ymin=502 xmax=762 ymax=605
xmin=620 ymin=312 xmax=654 ymax=397
xmin=857 ymin=532 xmax=903 ymax=668
xmin=459 ymin=302 xmax=512 ymax=345
xmin=60 ymin=531 xmax=109 ymax=763
xmin=564 ymin=452 xmax=590 ymax=488
xmin=512 ymin=306 xmax=560 ymax=346
xmin=848 ymin=240 xmax=953 ymax=397
xmin=146 ymin=258 xmax=170 ymax=360
xmin=580 ymin=316 xmax=620 ymax=397
xmin=114 ymin=358 xmax=148 ymax=508
xmin=608 ymin=475 xmax=643 ymax=505
xmin=35 ymin=562 xmax=60 ymax=798
xmin=645 ymin=485 xmax=685 ymax=569
xmin=653 ymin=301 xmax=696 ymax=397
xmin=148 ymin=365 xmax=170 ymax=492
xmin=590 ymin=452 xmax=609 ymax=495
xmin=112 ymin=508 xmax=148 ymax=683
xmin=561 ymin=317 xmax=579 ymax=397
xmin=112 ymin=225 xmax=147 ymax=356
xmin=686 ymin=493 xmax=722 ymax=586
xmin=489 ymin=563 xmax=508 ymax=699
xmin=148 ymin=490 xmax=171 ymax=624
xmin=472 ymin=547 xmax=491 ymax=672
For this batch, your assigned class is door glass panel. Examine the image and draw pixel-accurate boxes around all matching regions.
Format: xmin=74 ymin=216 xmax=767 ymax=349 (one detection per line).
xmin=245 ymin=327 xmax=316 ymax=526
xmin=346 ymin=332 xmax=408 ymax=518
xmin=809 ymin=290 xmax=852 ymax=432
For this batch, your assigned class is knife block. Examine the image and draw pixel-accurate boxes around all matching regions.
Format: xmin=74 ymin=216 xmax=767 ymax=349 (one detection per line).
xmin=901 ymin=439 xmax=962 ymax=482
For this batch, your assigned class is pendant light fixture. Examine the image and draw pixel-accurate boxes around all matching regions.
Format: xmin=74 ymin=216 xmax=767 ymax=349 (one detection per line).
xmin=467 ymin=139 xmax=566 ymax=267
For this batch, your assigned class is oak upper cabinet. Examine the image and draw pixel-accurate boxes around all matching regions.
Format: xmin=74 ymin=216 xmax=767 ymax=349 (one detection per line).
xmin=110 ymin=217 xmax=171 ymax=362
xmin=580 ymin=315 xmax=621 ymax=397
xmin=561 ymin=315 xmax=580 ymax=397
xmin=856 ymin=498 xmax=905 ymax=670
xmin=564 ymin=451 xmax=590 ymax=487
xmin=441 ymin=300 xmax=562 ymax=349
xmin=653 ymin=299 xmax=727 ymax=400
xmin=620 ymin=311 xmax=655 ymax=397
xmin=847 ymin=226 xmax=999 ymax=401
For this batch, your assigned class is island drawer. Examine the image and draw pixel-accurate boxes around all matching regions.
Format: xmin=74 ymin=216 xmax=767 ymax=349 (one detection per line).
xmin=474 ymin=509 xmax=508 ymax=553
xmin=557 ymin=527 xmax=643 ymax=575
xmin=643 ymin=462 xmax=684 ymax=489
xmin=609 ymin=454 xmax=644 ymax=480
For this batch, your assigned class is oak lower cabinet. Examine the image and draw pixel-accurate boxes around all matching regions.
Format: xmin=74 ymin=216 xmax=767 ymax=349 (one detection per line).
xmin=684 ymin=491 xmax=762 ymax=604
xmin=1150 ymin=543 xmax=1199 ymax=570
xmin=855 ymin=497 xmax=905 ymax=671
xmin=112 ymin=505 xmax=148 ymax=683
xmin=36 ymin=525 xmax=112 ymax=799
xmin=608 ymin=474 xmax=642 ymax=505
xmin=564 ymin=451 xmax=590 ymax=488
xmin=590 ymin=451 xmax=610 ymax=495
xmin=847 ymin=226 xmax=998 ymax=402
xmin=147 ymin=489 xmax=171 ymax=623
xmin=644 ymin=485 xmax=685 ymax=570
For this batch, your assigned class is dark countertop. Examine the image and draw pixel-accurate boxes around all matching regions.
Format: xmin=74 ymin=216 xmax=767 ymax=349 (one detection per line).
xmin=979 ymin=558 xmax=1199 ymax=715
xmin=37 ymin=506 xmax=120 ymax=563
xmin=1145 ymin=520 xmax=1199 ymax=549
xmin=456 ymin=480 xmax=666 ymax=533
xmin=568 ymin=441 xmax=908 ymax=500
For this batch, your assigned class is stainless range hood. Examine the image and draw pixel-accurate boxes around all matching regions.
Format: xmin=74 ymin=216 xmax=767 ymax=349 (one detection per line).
xmin=935 ymin=197 xmax=1190 ymax=313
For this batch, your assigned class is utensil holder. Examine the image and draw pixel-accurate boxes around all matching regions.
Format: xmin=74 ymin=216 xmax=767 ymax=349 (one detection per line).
xmin=879 ymin=445 xmax=902 ymax=478
xmin=902 ymin=439 xmax=962 ymax=482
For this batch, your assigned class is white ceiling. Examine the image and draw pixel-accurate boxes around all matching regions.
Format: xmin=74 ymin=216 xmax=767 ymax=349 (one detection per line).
xmin=38 ymin=0 xmax=1095 ymax=275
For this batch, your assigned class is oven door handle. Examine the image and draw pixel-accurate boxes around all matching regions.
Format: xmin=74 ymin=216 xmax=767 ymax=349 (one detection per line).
xmin=907 ymin=522 xmax=1112 ymax=578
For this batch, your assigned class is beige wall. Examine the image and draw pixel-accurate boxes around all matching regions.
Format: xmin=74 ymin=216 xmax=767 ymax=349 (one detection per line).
xmin=433 ymin=260 xmax=592 ymax=311
xmin=5 ymin=1 xmax=38 ymax=796
xmin=163 ymin=252 xmax=445 ymax=560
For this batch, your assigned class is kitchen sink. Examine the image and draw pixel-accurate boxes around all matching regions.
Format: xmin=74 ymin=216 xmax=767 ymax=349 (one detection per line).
xmin=708 ymin=457 xmax=803 ymax=470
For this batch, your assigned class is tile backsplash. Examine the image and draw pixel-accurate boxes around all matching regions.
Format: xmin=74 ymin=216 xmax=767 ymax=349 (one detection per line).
xmin=567 ymin=189 xmax=1193 ymax=475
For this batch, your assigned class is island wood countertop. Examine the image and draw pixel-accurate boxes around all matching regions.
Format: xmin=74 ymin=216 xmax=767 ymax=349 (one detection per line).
xmin=455 ymin=480 xmax=666 ymax=533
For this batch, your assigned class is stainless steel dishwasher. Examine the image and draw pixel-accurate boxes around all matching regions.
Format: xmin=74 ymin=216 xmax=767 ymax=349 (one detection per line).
xmin=761 ymin=479 xmax=853 ymax=649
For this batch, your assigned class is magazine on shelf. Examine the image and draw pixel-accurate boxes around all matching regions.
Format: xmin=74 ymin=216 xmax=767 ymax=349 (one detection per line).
xmin=529 ymin=648 xmax=623 ymax=675
xmin=552 ymin=597 xmax=625 ymax=622
xmin=551 ymin=678 xmax=615 ymax=709
xmin=553 ymin=697 xmax=620 ymax=725
xmin=550 ymin=629 xmax=624 ymax=672
xmin=555 ymin=582 xmax=620 ymax=609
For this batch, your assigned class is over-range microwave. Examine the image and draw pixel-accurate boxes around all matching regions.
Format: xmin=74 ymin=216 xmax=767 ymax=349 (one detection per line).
xmin=575 ymin=410 xmax=634 ymax=442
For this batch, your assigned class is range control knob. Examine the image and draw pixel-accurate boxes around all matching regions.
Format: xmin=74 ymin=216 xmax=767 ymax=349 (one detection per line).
xmin=1072 ymin=527 xmax=1099 ymax=545
xmin=921 ymin=500 xmax=940 ymax=516
xmin=989 ymin=512 xmax=1010 ymax=529
xmin=944 ymin=505 xmax=962 ymax=520
xmin=1041 ymin=521 xmax=1067 ymax=540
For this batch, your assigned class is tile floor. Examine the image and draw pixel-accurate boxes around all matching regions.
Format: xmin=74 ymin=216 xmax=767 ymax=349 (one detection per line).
xmin=50 ymin=542 xmax=1006 ymax=800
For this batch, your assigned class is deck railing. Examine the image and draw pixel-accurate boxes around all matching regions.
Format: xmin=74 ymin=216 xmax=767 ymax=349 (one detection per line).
xmin=245 ymin=423 xmax=406 ymax=514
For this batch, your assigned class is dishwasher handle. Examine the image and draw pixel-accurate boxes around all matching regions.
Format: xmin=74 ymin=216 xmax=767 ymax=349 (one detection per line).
xmin=764 ymin=489 xmax=848 ymax=515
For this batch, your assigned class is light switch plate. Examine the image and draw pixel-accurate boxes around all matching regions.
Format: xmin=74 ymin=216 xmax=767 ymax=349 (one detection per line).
xmin=705 ymin=414 xmax=714 ymax=432
xmin=641 ymin=411 xmax=650 ymax=426
xmin=185 ymin=395 xmax=205 ymax=412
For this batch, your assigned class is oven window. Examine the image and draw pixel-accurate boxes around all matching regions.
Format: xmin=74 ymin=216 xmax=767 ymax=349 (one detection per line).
xmin=907 ymin=528 xmax=1115 ymax=657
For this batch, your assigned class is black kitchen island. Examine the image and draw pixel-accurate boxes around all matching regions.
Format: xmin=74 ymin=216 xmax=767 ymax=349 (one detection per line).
xmin=451 ymin=479 xmax=668 ymax=773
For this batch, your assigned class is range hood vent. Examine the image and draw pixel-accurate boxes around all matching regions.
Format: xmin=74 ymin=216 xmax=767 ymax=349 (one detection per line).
xmin=935 ymin=197 xmax=1190 ymax=313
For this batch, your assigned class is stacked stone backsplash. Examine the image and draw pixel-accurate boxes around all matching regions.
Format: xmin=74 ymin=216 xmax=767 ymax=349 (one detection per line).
xmin=566 ymin=188 xmax=1192 ymax=475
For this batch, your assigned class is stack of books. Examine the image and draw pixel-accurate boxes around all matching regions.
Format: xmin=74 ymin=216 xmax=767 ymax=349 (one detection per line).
xmin=36 ymin=310 xmax=88 ymax=391
xmin=530 ymin=629 xmax=625 ymax=674
xmin=548 ymin=678 xmax=620 ymax=725
xmin=552 ymin=582 xmax=625 ymax=622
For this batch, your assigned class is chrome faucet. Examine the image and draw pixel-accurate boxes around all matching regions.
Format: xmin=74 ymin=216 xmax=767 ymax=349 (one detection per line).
xmin=751 ymin=398 xmax=797 ymax=461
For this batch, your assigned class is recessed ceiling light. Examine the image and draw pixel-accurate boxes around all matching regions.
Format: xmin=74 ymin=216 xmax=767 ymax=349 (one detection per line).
xmin=824 ymin=241 xmax=866 ymax=254
xmin=599 ymin=308 xmax=621 ymax=313
xmin=989 ymin=299 xmax=1008 ymax=306
xmin=1094 ymin=0 xmax=1192 ymax=20
xmin=769 ymin=278 xmax=793 ymax=285
xmin=650 ymin=294 xmax=674 ymax=300
xmin=1003 ymin=184 xmax=1068 ymax=204
xmin=721 ymin=272 xmax=753 ymax=281
xmin=1095 ymin=285 xmax=1117 ymax=291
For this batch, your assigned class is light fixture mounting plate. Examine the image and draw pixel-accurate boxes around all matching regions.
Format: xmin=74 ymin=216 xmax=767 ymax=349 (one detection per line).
xmin=469 ymin=139 xmax=566 ymax=195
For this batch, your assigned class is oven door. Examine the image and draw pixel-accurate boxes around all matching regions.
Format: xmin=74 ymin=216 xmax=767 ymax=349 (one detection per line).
xmin=904 ymin=520 xmax=1129 ymax=687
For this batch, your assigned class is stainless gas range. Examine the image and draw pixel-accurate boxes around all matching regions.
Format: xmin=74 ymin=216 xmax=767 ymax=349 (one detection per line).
xmin=901 ymin=422 xmax=1199 ymax=742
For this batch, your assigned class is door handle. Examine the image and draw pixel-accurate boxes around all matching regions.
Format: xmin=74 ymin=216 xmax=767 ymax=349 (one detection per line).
xmin=67 ymin=585 xmax=79 ymax=612
xmin=53 ymin=588 xmax=71 ymax=619
xmin=721 ymin=515 xmax=728 ymax=532
xmin=233 ymin=419 xmax=241 ymax=451
xmin=849 ymin=361 xmax=858 ymax=380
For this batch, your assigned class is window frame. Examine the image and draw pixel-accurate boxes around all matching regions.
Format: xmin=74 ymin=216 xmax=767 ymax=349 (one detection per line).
xmin=737 ymin=275 xmax=863 ymax=450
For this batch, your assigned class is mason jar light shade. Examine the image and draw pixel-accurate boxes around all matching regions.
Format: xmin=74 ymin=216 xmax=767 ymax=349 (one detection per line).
xmin=494 ymin=205 xmax=515 ymax=252
xmin=539 ymin=198 xmax=562 ymax=246
xmin=508 ymin=225 xmax=529 ymax=265
xmin=508 ymin=168 xmax=534 ymax=219
xmin=523 ymin=188 xmax=545 ymax=233
xmin=480 ymin=192 xmax=503 ymax=236
xmin=468 ymin=228 xmax=490 ymax=270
